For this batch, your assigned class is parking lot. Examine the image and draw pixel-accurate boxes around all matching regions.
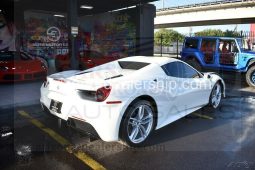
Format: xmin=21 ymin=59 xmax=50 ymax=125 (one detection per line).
xmin=1 ymin=75 xmax=255 ymax=170
xmin=1 ymin=0 xmax=255 ymax=169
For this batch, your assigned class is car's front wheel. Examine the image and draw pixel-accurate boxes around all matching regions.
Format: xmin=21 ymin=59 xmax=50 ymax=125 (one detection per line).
xmin=245 ymin=66 xmax=255 ymax=88
xmin=208 ymin=82 xmax=222 ymax=109
xmin=120 ymin=100 xmax=156 ymax=147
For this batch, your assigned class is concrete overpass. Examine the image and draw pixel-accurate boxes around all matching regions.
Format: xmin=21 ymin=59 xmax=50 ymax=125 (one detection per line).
xmin=155 ymin=0 xmax=255 ymax=28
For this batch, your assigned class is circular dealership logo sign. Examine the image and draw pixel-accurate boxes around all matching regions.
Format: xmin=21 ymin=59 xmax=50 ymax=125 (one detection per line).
xmin=47 ymin=26 xmax=61 ymax=42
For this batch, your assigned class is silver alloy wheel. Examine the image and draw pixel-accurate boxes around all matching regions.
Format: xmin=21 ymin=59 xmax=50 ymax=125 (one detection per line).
xmin=252 ymin=71 xmax=255 ymax=84
xmin=211 ymin=83 xmax=222 ymax=108
xmin=127 ymin=104 xmax=153 ymax=144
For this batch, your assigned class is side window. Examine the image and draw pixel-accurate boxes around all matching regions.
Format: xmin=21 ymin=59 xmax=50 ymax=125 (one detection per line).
xmin=184 ymin=39 xmax=199 ymax=49
xmin=201 ymin=39 xmax=216 ymax=52
xmin=219 ymin=40 xmax=239 ymax=53
xmin=230 ymin=41 xmax=239 ymax=53
xmin=201 ymin=39 xmax=216 ymax=64
xmin=162 ymin=62 xmax=199 ymax=78
xmin=219 ymin=39 xmax=239 ymax=65
xmin=182 ymin=63 xmax=200 ymax=78
xmin=162 ymin=62 xmax=183 ymax=77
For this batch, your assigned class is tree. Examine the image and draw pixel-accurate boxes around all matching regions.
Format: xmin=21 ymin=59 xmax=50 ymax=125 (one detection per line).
xmin=154 ymin=29 xmax=184 ymax=46
xmin=195 ymin=29 xmax=225 ymax=37
xmin=224 ymin=29 xmax=240 ymax=37
xmin=195 ymin=29 xmax=241 ymax=37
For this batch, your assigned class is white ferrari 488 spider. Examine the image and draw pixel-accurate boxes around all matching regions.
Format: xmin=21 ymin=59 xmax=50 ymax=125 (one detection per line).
xmin=40 ymin=56 xmax=225 ymax=147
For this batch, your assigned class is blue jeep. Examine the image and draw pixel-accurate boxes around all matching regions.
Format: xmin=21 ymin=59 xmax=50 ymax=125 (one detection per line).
xmin=180 ymin=36 xmax=255 ymax=87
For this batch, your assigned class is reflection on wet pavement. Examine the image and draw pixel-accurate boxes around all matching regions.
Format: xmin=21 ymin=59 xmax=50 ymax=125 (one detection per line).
xmin=0 ymin=84 xmax=254 ymax=170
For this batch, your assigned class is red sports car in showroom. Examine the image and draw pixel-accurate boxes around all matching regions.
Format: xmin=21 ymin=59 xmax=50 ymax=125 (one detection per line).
xmin=55 ymin=50 xmax=122 ymax=71
xmin=0 ymin=51 xmax=48 ymax=82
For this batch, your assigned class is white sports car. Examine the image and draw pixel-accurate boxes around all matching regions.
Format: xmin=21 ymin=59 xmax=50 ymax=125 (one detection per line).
xmin=40 ymin=56 xmax=225 ymax=147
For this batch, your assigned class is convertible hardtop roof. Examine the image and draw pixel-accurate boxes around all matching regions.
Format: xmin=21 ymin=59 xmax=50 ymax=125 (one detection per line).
xmin=118 ymin=56 xmax=180 ymax=66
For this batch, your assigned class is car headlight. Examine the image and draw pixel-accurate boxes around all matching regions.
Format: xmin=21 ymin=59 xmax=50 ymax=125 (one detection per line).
xmin=0 ymin=66 xmax=9 ymax=71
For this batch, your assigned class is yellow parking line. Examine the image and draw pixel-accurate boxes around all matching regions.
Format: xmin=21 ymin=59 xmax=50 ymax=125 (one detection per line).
xmin=18 ymin=110 xmax=106 ymax=170
xmin=192 ymin=112 xmax=214 ymax=120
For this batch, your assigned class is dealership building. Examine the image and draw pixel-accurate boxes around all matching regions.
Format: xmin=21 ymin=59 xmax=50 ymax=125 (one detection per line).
xmin=1 ymin=0 xmax=156 ymax=69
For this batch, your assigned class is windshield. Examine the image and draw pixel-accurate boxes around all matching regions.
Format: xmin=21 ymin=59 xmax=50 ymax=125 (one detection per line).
xmin=0 ymin=52 xmax=32 ymax=61
xmin=236 ymin=38 xmax=252 ymax=51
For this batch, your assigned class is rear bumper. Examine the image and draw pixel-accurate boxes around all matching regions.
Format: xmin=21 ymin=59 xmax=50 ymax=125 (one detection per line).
xmin=67 ymin=117 xmax=100 ymax=139
xmin=40 ymin=84 xmax=124 ymax=142
xmin=41 ymin=103 xmax=100 ymax=139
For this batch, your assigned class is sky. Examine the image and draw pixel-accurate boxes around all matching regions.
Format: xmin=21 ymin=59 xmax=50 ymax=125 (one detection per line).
xmin=151 ymin=0 xmax=251 ymax=33
xmin=152 ymin=0 xmax=216 ymax=8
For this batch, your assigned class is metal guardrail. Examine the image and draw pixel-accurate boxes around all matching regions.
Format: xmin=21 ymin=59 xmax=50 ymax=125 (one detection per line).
xmin=157 ymin=0 xmax=254 ymax=12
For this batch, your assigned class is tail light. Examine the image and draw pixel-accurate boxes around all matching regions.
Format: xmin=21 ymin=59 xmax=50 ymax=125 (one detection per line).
xmin=96 ymin=86 xmax=111 ymax=102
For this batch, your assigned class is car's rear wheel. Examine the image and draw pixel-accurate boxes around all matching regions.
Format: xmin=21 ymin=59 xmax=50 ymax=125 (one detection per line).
xmin=186 ymin=58 xmax=202 ymax=72
xmin=208 ymin=82 xmax=222 ymax=109
xmin=120 ymin=100 xmax=155 ymax=147
xmin=245 ymin=66 xmax=255 ymax=88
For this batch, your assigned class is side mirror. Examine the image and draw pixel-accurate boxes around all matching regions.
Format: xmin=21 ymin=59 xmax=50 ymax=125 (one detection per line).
xmin=207 ymin=74 xmax=211 ymax=79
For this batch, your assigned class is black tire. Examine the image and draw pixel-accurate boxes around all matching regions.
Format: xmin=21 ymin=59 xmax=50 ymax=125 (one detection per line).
xmin=207 ymin=82 xmax=222 ymax=110
xmin=120 ymin=100 xmax=156 ymax=147
xmin=186 ymin=58 xmax=202 ymax=72
xmin=245 ymin=66 xmax=255 ymax=88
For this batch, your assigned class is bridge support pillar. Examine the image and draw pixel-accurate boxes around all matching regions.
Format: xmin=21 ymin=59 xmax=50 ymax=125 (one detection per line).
xmin=136 ymin=4 xmax=156 ymax=56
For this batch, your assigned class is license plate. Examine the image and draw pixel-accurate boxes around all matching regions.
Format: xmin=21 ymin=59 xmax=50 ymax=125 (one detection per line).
xmin=50 ymin=100 xmax=62 ymax=114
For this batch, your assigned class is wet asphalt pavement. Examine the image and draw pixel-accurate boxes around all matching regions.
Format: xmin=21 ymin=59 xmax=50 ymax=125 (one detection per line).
xmin=0 ymin=77 xmax=255 ymax=170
